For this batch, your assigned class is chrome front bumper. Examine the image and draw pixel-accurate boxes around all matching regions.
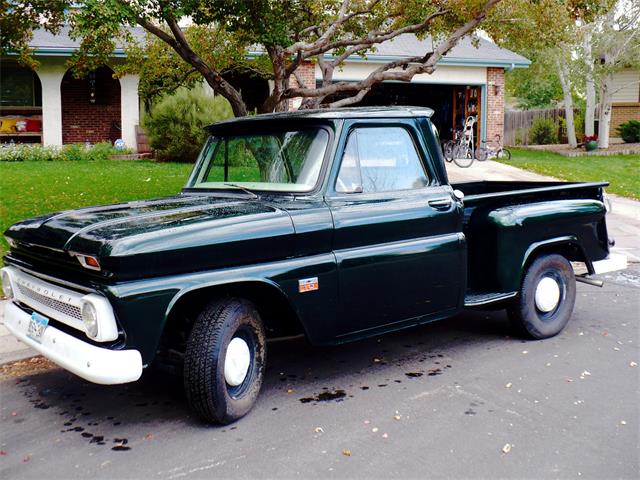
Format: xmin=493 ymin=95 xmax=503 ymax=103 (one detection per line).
xmin=1 ymin=301 xmax=142 ymax=385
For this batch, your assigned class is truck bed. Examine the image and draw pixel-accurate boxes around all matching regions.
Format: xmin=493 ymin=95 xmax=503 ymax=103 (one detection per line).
xmin=452 ymin=180 xmax=608 ymax=207
xmin=452 ymin=180 xmax=610 ymax=304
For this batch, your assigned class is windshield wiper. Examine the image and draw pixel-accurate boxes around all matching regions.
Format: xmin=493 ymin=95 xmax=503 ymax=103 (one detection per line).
xmin=223 ymin=183 xmax=259 ymax=199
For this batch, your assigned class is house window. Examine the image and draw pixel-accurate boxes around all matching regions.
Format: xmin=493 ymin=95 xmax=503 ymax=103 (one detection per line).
xmin=0 ymin=64 xmax=42 ymax=107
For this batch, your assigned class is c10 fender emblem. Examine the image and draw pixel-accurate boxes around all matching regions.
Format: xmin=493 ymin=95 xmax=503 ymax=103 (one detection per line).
xmin=298 ymin=277 xmax=319 ymax=293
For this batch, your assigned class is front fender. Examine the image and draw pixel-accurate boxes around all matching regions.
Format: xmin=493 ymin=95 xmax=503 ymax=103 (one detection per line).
xmin=101 ymin=253 xmax=338 ymax=364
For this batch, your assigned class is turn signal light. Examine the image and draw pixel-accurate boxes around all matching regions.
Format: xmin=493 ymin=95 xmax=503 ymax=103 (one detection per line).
xmin=70 ymin=252 xmax=101 ymax=271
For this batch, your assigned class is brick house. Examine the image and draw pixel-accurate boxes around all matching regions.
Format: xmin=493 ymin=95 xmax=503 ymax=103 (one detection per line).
xmin=1 ymin=30 xmax=528 ymax=151
xmin=610 ymin=69 xmax=640 ymax=139
xmin=0 ymin=27 xmax=142 ymax=151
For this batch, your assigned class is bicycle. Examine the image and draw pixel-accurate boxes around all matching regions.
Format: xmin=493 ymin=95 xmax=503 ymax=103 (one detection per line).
xmin=475 ymin=134 xmax=511 ymax=161
xmin=442 ymin=116 xmax=476 ymax=168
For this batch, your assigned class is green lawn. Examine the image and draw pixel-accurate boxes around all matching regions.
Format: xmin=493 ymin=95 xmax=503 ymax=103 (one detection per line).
xmin=0 ymin=160 xmax=194 ymax=263
xmin=501 ymin=149 xmax=640 ymax=200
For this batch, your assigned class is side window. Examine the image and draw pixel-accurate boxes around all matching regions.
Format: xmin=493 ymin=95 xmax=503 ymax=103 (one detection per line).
xmin=335 ymin=127 xmax=429 ymax=194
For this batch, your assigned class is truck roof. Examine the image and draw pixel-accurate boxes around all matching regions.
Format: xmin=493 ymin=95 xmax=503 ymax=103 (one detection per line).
xmin=207 ymin=106 xmax=435 ymax=131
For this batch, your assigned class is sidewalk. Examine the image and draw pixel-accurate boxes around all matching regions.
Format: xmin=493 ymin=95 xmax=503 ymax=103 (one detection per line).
xmin=1 ymin=160 xmax=638 ymax=366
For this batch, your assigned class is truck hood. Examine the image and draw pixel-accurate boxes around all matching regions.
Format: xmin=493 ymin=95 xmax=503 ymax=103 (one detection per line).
xmin=5 ymin=194 xmax=296 ymax=277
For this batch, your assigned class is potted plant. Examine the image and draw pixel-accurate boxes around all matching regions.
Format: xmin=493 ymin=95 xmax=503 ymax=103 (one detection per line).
xmin=583 ymin=135 xmax=598 ymax=151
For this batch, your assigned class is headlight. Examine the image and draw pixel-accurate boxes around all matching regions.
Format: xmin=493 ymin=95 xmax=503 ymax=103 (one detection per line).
xmin=1 ymin=269 xmax=14 ymax=300
xmin=81 ymin=301 xmax=99 ymax=339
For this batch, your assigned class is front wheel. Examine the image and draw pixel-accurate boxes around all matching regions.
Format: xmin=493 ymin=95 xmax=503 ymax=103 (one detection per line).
xmin=184 ymin=298 xmax=266 ymax=424
xmin=497 ymin=148 xmax=512 ymax=160
xmin=453 ymin=145 xmax=474 ymax=168
xmin=508 ymin=254 xmax=576 ymax=339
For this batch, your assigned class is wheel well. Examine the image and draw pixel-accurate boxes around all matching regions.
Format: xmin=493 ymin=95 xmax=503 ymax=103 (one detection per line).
xmin=158 ymin=282 xmax=305 ymax=358
xmin=523 ymin=241 xmax=589 ymax=276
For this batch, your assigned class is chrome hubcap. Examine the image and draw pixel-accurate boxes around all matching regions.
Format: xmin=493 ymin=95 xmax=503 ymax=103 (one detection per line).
xmin=224 ymin=337 xmax=251 ymax=387
xmin=535 ymin=277 xmax=561 ymax=313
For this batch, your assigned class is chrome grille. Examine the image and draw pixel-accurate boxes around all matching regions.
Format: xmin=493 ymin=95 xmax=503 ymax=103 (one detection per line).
xmin=17 ymin=283 xmax=82 ymax=320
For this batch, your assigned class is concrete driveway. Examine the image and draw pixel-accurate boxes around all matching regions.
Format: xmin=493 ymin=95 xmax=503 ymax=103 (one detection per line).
xmin=0 ymin=160 xmax=638 ymax=479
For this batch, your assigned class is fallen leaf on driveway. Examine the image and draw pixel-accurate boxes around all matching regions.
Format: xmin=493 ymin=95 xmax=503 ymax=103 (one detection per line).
xmin=342 ymin=449 xmax=352 ymax=457
xmin=314 ymin=427 xmax=324 ymax=433
xmin=630 ymin=362 xmax=638 ymax=367
xmin=502 ymin=444 xmax=512 ymax=454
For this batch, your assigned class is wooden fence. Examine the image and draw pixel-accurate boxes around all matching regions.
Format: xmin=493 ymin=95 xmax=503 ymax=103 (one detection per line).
xmin=504 ymin=108 xmax=575 ymax=146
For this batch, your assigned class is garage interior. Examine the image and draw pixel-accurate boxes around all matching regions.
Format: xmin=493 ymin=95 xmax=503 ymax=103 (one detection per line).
xmin=332 ymin=82 xmax=484 ymax=147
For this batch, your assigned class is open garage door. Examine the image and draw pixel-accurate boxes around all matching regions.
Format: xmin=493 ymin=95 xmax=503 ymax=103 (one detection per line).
xmin=339 ymin=82 xmax=483 ymax=148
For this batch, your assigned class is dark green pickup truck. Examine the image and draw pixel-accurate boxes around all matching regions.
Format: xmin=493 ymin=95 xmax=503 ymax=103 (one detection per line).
xmin=1 ymin=107 xmax=626 ymax=424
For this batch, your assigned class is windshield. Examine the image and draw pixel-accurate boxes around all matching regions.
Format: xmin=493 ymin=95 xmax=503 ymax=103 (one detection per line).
xmin=187 ymin=128 xmax=329 ymax=192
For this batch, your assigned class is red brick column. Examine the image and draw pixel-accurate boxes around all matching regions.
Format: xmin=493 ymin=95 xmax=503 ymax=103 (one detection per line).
xmin=486 ymin=67 xmax=505 ymax=147
xmin=288 ymin=61 xmax=316 ymax=110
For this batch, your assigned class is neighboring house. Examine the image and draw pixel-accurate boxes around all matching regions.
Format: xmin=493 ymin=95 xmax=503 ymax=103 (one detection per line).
xmin=0 ymin=29 xmax=529 ymax=151
xmin=610 ymin=68 xmax=640 ymax=138
xmin=0 ymin=27 xmax=142 ymax=151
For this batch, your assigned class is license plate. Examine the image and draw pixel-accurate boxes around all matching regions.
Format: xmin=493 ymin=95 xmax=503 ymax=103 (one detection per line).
xmin=27 ymin=312 xmax=49 ymax=343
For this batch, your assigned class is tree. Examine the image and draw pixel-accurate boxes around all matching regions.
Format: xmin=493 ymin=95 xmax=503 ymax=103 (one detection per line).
xmin=0 ymin=1 xmax=67 ymax=67
xmin=586 ymin=1 xmax=640 ymax=148
xmin=505 ymin=56 xmax=563 ymax=110
xmin=57 ymin=0 xmax=514 ymax=117
xmin=494 ymin=0 xmax=613 ymax=148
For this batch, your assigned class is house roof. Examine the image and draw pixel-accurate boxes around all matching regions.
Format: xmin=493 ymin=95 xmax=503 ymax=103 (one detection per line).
xmin=332 ymin=34 xmax=530 ymax=68
xmin=25 ymin=27 xmax=529 ymax=69
xmin=26 ymin=26 xmax=146 ymax=57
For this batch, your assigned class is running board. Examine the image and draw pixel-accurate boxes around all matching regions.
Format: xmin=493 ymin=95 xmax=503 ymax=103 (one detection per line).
xmin=464 ymin=291 xmax=517 ymax=307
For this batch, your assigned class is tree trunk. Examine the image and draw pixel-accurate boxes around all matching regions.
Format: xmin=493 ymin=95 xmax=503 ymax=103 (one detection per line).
xmin=583 ymin=30 xmax=596 ymax=137
xmin=556 ymin=59 xmax=577 ymax=148
xmin=597 ymin=76 xmax=613 ymax=148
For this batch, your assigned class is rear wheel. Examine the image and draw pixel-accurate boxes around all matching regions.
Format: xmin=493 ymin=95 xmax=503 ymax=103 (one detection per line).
xmin=508 ymin=254 xmax=576 ymax=339
xmin=442 ymin=141 xmax=455 ymax=162
xmin=184 ymin=298 xmax=266 ymax=424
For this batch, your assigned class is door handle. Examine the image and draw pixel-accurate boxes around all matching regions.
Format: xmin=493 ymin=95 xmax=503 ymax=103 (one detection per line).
xmin=428 ymin=197 xmax=453 ymax=209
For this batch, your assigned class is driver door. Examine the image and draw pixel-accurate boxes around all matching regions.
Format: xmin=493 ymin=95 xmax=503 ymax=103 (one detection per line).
xmin=326 ymin=122 xmax=465 ymax=337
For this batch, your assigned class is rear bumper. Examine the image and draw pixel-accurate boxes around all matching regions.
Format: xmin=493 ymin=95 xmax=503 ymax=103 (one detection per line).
xmin=1 ymin=301 xmax=142 ymax=385
xmin=592 ymin=253 xmax=628 ymax=275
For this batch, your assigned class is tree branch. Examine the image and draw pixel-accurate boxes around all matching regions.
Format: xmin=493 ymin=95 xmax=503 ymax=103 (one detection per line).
xmin=286 ymin=0 xmax=501 ymax=101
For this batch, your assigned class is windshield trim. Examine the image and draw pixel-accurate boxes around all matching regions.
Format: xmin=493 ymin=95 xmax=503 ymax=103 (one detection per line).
xmin=183 ymin=123 xmax=335 ymax=196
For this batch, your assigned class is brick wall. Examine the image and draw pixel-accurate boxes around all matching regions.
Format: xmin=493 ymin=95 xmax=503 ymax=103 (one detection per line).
xmin=61 ymin=66 xmax=121 ymax=145
xmin=486 ymin=67 xmax=505 ymax=147
xmin=611 ymin=103 xmax=640 ymax=136
xmin=288 ymin=61 xmax=316 ymax=110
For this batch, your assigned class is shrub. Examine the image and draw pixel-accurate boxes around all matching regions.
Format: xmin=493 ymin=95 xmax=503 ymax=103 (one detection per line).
xmin=528 ymin=117 xmax=558 ymax=145
xmin=0 ymin=142 xmax=124 ymax=162
xmin=142 ymin=87 xmax=233 ymax=163
xmin=617 ymin=120 xmax=640 ymax=143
